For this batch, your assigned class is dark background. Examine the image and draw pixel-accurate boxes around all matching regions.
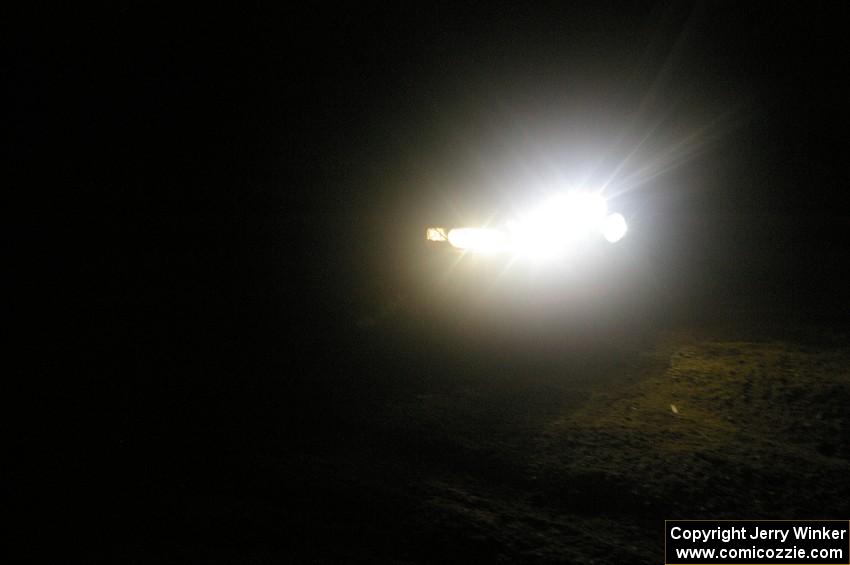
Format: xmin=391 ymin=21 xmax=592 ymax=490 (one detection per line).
xmin=5 ymin=1 xmax=849 ymax=561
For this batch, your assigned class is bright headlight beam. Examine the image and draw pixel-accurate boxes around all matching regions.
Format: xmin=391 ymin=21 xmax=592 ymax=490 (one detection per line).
xmin=507 ymin=192 xmax=611 ymax=261
xmin=447 ymin=227 xmax=508 ymax=254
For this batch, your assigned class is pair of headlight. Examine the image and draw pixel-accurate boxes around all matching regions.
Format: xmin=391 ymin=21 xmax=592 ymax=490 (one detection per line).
xmin=426 ymin=192 xmax=628 ymax=260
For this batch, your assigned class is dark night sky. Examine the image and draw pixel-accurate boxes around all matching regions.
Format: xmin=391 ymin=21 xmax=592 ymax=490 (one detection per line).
xmin=9 ymin=2 xmax=848 ymax=211
xmin=7 ymin=1 xmax=849 ymax=336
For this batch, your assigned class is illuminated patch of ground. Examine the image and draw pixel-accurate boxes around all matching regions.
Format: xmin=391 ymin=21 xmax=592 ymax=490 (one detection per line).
xmin=409 ymin=330 xmax=850 ymax=563
xmin=535 ymin=338 xmax=850 ymax=519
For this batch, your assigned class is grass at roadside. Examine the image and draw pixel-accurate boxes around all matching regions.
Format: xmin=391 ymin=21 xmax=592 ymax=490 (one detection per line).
xmin=402 ymin=324 xmax=850 ymax=563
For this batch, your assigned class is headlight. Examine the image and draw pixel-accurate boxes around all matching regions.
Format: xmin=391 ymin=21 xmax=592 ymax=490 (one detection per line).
xmin=425 ymin=227 xmax=449 ymax=242
xmin=601 ymin=213 xmax=628 ymax=243
xmin=446 ymin=227 xmax=509 ymax=254
xmin=426 ymin=191 xmax=628 ymax=260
